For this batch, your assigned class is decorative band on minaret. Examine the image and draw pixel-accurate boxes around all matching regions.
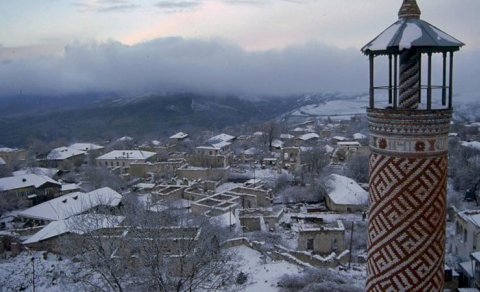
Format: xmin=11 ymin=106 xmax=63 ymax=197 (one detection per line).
xmin=361 ymin=0 xmax=464 ymax=291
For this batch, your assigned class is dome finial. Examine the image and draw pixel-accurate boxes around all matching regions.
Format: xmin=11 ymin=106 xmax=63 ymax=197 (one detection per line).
xmin=398 ymin=0 xmax=421 ymax=19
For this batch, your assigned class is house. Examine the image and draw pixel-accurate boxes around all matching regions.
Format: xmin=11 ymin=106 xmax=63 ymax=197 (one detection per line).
xmin=295 ymin=133 xmax=320 ymax=146
xmin=23 ymin=214 xmax=125 ymax=252
xmin=293 ymin=216 xmax=346 ymax=255
xmin=0 ymin=147 xmax=28 ymax=164
xmin=208 ymin=133 xmax=236 ymax=144
xmin=129 ymin=159 xmax=186 ymax=178
xmin=96 ymin=150 xmax=157 ymax=173
xmin=0 ymin=174 xmax=62 ymax=207
xmin=169 ymin=132 xmax=189 ymax=142
xmin=45 ymin=146 xmax=87 ymax=169
xmin=176 ymin=166 xmax=229 ymax=183
xmin=337 ymin=141 xmax=362 ymax=152
xmin=191 ymin=193 xmax=241 ymax=216
xmin=17 ymin=187 xmax=122 ymax=225
xmin=282 ymin=147 xmax=302 ymax=171
xmin=324 ymin=174 xmax=368 ymax=213
xmin=238 ymin=207 xmax=284 ymax=232
xmin=353 ymin=133 xmax=367 ymax=141
xmin=471 ymin=251 xmax=480 ymax=289
xmin=190 ymin=146 xmax=229 ymax=168
xmin=453 ymin=209 xmax=480 ymax=261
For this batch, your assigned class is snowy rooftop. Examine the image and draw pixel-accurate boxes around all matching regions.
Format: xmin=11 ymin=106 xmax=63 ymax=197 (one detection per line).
xmin=212 ymin=141 xmax=231 ymax=149
xmin=23 ymin=214 xmax=125 ymax=244
xmin=69 ymin=143 xmax=104 ymax=152
xmin=208 ymin=133 xmax=235 ymax=143
xmin=96 ymin=150 xmax=156 ymax=160
xmin=326 ymin=174 xmax=368 ymax=206
xmin=13 ymin=167 xmax=59 ymax=178
xmin=461 ymin=141 xmax=480 ymax=151
xmin=332 ymin=136 xmax=347 ymax=141
xmin=170 ymin=132 xmax=189 ymax=139
xmin=17 ymin=187 xmax=122 ymax=221
xmin=298 ymin=133 xmax=320 ymax=141
xmin=353 ymin=133 xmax=367 ymax=140
xmin=362 ymin=18 xmax=464 ymax=54
xmin=0 ymin=174 xmax=61 ymax=191
xmin=458 ymin=210 xmax=480 ymax=228
xmin=117 ymin=136 xmax=133 ymax=141
xmin=271 ymin=139 xmax=284 ymax=148
xmin=243 ymin=147 xmax=259 ymax=155
xmin=280 ymin=134 xmax=294 ymax=139
xmin=0 ymin=147 xmax=19 ymax=152
xmin=0 ymin=157 xmax=5 ymax=165
xmin=47 ymin=147 xmax=87 ymax=160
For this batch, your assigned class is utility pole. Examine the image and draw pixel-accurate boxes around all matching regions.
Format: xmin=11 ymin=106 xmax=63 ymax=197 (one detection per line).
xmin=31 ymin=257 xmax=35 ymax=292
xmin=348 ymin=221 xmax=354 ymax=270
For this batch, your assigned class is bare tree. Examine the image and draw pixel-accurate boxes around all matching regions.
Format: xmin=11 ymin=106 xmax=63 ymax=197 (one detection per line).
xmin=62 ymin=195 xmax=235 ymax=291
xmin=347 ymin=153 xmax=369 ymax=183
xmin=261 ymin=121 xmax=280 ymax=152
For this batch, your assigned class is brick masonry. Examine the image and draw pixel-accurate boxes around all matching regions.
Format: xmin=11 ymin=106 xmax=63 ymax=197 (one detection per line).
xmin=366 ymin=108 xmax=451 ymax=291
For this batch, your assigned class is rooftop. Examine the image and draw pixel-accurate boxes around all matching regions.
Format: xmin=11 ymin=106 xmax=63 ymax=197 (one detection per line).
xmin=0 ymin=174 xmax=61 ymax=191
xmin=69 ymin=143 xmax=104 ymax=151
xmin=170 ymin=132 xmax=189 ymax=139
xmin=96 ymin=150 xmax=156 ymax=160
xmin=23 ymin=214 xmax=125 ymax=244
xmin=326 ymin=174 xmax=368 ymax=206
xmin=17 ymin=187 xmax=122 ymax=221
xmin=47 ymin=147 xmax=87 ymax=160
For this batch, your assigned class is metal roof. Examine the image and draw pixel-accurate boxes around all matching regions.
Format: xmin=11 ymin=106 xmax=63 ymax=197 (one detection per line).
xmin=362 ymin=18 xmax=464 ymax=55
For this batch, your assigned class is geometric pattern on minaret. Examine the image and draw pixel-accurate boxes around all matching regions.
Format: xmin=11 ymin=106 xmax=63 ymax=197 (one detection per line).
xmin=366 ymin=109 xmax=451 ymax=291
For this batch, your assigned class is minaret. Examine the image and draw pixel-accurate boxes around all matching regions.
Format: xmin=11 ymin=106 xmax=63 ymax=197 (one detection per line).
xmin=361 ymin=1 xmax=464 ymax=291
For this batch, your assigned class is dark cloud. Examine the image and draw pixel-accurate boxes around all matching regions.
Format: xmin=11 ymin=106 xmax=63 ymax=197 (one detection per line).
xmin=0 ymin=37 xmax=478 ymax=101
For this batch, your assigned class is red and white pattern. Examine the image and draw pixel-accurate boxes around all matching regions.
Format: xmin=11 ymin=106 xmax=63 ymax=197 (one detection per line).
xmin=366 ymin=153 xmax=447 ymax=291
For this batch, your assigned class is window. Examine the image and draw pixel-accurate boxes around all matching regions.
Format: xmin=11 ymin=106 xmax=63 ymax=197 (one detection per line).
xmin=307 ymin=239 xmax=314 ymax=250
xmin=464 ymin=229 xmax=468 ymax=243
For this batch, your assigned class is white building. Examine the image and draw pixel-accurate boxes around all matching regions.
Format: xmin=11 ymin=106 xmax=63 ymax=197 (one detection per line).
xmin=96 ymin=150 xmax=157 ymax=173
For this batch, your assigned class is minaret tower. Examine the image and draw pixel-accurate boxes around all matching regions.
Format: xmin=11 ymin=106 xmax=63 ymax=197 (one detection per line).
xmin=362 ymin=1 xmax=464 ymax=291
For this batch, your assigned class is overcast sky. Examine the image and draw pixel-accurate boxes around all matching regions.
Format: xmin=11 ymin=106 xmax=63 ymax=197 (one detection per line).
xmin=1 ymin=0 xmax=479 ymax=98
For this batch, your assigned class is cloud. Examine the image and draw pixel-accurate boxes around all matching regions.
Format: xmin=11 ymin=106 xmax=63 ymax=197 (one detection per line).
xmin=98 ymin=4 xmax=139 ymax=13
xmin=73 ymin=0 xmax=139 ymax=13
xmin=155 ymin=1 xmax=201 ymax=11
xmin=0 ymin=37 xmax=478 ymax=100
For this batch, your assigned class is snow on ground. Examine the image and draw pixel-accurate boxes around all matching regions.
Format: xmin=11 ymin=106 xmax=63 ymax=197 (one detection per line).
xmin=216 ymin=182 xmax=243 ymax=193
xmin=229 ymin=245 xmax=303 ymax=292
xmin=290 ymin=98 xmax=367 ymax=120
xmin=0 ymin=251 xmax=83 ymax=292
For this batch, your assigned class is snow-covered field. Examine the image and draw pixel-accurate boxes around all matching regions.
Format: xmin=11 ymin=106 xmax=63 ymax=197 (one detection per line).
xmin=229 ymin=245 xmax=303 ymax=291
xmin=290 ymin=98 xmax=368 ymax=120
xmin=0 ymin=251 xmax=83 ymax=292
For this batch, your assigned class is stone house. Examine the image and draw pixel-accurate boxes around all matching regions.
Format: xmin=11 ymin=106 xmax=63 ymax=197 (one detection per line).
xmin=282 ymin=147 xmax=302 ymax=170
xmin=96 ymin=150 xmax=157 ymax=174
xmin=324 ymin=174 xmax=368 ymax=213
xmin=0 ymin=174 xmax=62 ymax=207
xmin=0 ymin=147 xmax=28 ymax=165
xmin=44 ymin=146 xmax=87 ymax=169
xmin=296 ymin=219 xmax=346 ymax=255
xmin=191 ymin=193 xmax=240 ymax=216
xmin=238 ymin=207 xmax=284 ymax=232
xmin=452 ymin=209 xmax=480 ymax=261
